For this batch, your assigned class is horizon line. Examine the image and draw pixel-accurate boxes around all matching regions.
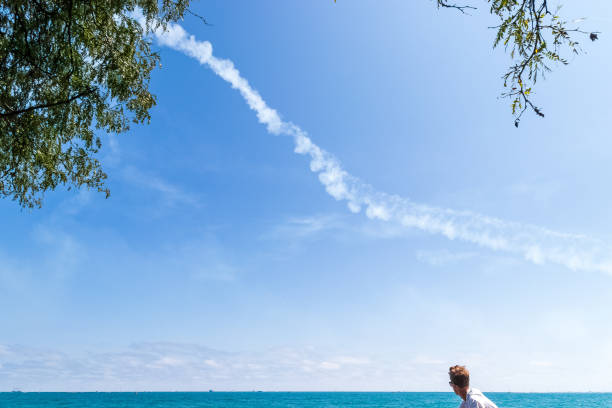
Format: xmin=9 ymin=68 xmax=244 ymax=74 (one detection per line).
xmin=3 ymin=390 xmax=612 ymax=394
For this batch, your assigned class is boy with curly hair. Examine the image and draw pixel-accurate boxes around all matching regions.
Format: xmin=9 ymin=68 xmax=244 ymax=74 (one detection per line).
xmin=448 ymin=365 xmax=498 ymax=408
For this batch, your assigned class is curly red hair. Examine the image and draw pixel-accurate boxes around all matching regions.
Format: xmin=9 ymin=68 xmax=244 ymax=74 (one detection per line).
xmin=449 ymin=365 xmax=470 ymax=388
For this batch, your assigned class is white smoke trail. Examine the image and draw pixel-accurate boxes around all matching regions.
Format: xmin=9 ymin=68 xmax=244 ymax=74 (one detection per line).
xmin=150 ymin=22 xmax=612 ymax=275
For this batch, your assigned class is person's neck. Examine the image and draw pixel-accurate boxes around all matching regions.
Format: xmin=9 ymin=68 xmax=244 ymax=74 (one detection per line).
xmin=458 ymin=387 xmax=469 ymax=401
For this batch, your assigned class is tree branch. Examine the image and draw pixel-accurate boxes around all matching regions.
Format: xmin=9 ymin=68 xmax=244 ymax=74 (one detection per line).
xmin=0 ymin=88 xmax=96 ymax=120
xmin=437 ymin=0 xmax=476 ymax=14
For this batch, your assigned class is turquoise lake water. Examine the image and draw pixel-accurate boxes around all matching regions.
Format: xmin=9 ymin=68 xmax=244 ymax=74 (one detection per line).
xmin=2 ymin=392 xmax=612 ymax=408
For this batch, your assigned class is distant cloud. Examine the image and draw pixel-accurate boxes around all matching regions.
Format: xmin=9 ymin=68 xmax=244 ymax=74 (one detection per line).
xmin=415 ymin=249 xmax=477 ymax=267
xmin=0 ymin=343 xmax=390 ymax=392
xmin=3 ymin=341 xmax=612 ymax=392
xmin=149 ymin=21 xmax=612 ymax=276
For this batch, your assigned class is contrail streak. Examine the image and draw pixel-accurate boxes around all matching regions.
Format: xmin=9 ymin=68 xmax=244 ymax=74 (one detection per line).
xmin=150 ymin=22 xmax=612 ymax=275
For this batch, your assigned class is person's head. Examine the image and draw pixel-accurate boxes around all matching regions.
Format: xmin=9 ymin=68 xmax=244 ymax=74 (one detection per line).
xmin=448 ymin=365 xmax=470 ymax=396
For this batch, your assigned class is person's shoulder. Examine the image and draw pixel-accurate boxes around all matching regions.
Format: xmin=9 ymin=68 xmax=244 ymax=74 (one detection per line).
xmin=467 ymin=389 xmax=498 ymax=408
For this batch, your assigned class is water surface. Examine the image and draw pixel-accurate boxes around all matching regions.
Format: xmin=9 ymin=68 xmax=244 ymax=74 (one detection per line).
xmin=2 ymin=392 xmax=611 ymax=408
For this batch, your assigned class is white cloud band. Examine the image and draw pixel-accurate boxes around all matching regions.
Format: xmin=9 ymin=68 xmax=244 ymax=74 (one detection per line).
xmin=149 ymin=22 xmax=612 ymax=275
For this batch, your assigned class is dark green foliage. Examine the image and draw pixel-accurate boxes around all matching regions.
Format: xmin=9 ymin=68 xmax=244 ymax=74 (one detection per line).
xmin=437 ymin=0 xmax=598 ymax=126
xmin=0 ymin=0 xmax=190 ymax=208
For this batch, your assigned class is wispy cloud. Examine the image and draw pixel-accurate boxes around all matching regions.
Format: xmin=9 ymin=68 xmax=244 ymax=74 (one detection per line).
xmin=262 ymin=214 xmax=345 ymax=241
xmin=33 ymin=226 xmax=84 ymax=278
xmin=415 ymin=249 xmax=477 ymax=267
xmin=149 ymin=22 xmax=612 ymax=275
xmin=122 ymin=166 xmax=201 ymax=208
xmin=0 ymin=226 xmax=87 ymax=299
xmin=4 ymin=341 xmax=612 ymax=392
xmin=0 ymin=224 xmax=239 ymax=296
xmin=0 ymin=343 xmax=388 ymax=391
xmin=101 ymin=132 xmax=121 ymax=168
xmin=158 ymin=239 xmax=240 ymax=282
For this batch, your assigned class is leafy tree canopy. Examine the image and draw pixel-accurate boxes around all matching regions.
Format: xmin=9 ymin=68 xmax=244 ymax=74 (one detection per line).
xmin=0 ymin=0 xmax=190 ymax=208
xmin=437 ymin=0 xmax=598 ymax=127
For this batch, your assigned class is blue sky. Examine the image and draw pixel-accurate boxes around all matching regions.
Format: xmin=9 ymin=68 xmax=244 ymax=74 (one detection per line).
xmin=2 ymin=0 xmax=612 ymax=392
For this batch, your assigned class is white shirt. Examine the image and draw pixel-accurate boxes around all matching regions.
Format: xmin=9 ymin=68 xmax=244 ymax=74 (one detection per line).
xmin=459 ymin=388 xmax=498 ymax=408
